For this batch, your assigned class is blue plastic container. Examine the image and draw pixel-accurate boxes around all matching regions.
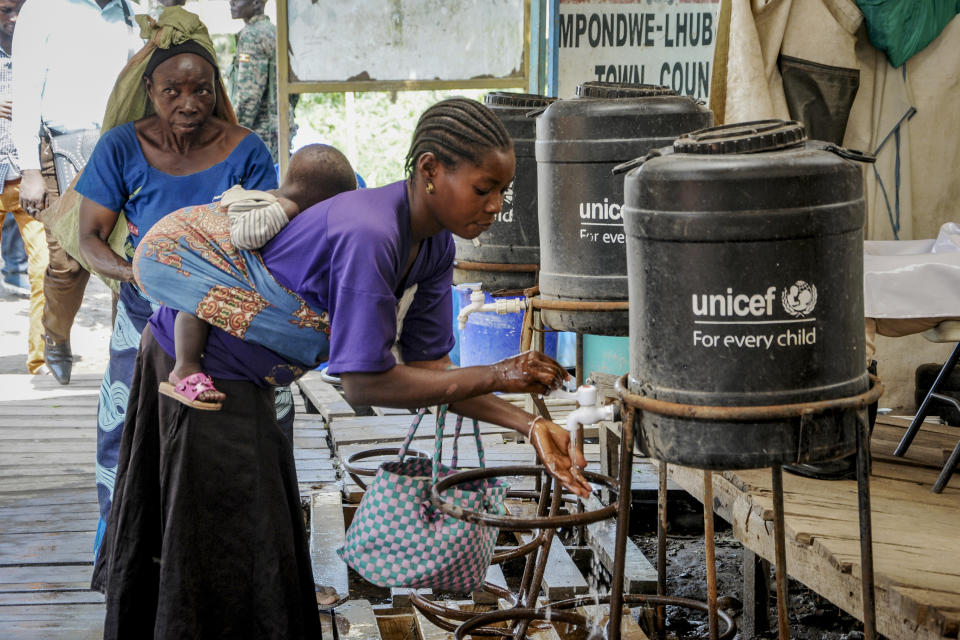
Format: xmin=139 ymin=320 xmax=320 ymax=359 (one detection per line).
xmin=448 ymin=286 xmax=462 ymax=366
xmin=456 ymin=286 xmax=557 ymax=367
xmin=555 ymin=331 xmax=576 ymax=369
xmin=582 ymin=334 xmax=629 ymax=376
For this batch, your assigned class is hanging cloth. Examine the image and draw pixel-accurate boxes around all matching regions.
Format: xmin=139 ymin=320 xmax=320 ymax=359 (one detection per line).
xmin=856 ymin=0 xmax=960 ymax=68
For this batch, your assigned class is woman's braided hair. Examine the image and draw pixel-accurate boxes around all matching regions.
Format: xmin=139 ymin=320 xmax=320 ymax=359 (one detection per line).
xmin=404 ymin=97 xmax=512 ymax=177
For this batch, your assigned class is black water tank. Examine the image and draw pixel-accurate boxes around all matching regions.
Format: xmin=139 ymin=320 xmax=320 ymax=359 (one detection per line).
xmin=536 ymin=83 xmax=712 ymax=335
xmin=453 ymin=92 xmax=557 ymax=291
xmin=623 ymin=120 xmax=870 ymax=469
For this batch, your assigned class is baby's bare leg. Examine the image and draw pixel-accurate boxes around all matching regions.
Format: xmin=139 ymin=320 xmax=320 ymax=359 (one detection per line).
xmin=172 ymin=312 xmax=226 ymax=403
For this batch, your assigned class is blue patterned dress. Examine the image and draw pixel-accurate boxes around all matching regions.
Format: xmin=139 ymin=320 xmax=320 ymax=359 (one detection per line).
xmin=74 ymin=122 xmax=277 ymax=556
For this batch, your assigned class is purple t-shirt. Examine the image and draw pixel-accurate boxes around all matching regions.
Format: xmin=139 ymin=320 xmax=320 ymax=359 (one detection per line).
xmin=150 ymin=180 xmax=456 ymax=385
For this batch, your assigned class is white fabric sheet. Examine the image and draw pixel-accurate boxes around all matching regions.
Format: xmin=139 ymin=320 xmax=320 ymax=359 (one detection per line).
xmin=864 ymin=223 xmax=960 ymax=318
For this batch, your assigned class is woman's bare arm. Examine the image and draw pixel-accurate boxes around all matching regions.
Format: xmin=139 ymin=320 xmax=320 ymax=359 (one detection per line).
xmin=78 ymin=198 xmax=134 ymax=282
xmin=340 ymin=353 xmax=592 ymax=497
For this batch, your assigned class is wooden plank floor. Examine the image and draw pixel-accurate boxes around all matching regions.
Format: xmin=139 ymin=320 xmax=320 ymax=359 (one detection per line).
xmin=0 ymin=374 xmax=104 ymax=639
xmin=666 ymin=416 xmax=960 ymax=640
xmin=0 ymin=373 xmax=339 ymax=638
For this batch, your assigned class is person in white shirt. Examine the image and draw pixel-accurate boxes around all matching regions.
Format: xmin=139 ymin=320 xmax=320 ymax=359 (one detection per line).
xmin=11 ymin=0 xmax=140 ymax=384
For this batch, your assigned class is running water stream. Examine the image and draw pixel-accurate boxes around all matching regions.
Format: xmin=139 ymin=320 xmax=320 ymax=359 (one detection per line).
xmin=584 ymin=533 xmax=609 ymax=639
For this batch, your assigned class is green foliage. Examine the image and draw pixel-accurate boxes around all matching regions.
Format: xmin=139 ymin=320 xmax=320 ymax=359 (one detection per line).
xmin=294 ymin=88 xmax=505 ymax=187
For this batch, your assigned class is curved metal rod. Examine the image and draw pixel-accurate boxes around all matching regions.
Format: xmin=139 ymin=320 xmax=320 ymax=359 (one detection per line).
xmin=410 ymin=585 xmax=516 ymax=637
xmin=514 ymin=478 xmax=564 ymax=640
xmin=491 ymin=489 xmax=582 ymax=564
xmin=614 ymin=373 xmax=884 ymax=421
xmin=341 ymin=446 xmax=430 ymax=490
xmin=516 ymin=474 xmax=554 ymax=621
xmin=530 ymin=297 xmax=629 ymax=312
xmin=504 ymin=489 xmax=583 ymax=506
xmin=430 ymin=466 xmax=618 ymax=530
xmin=491 ymin=533 xmax=545 ymax=563
xmin=453 ymin=608 xmax=590 ymax=640
xmin=549 ymin=593 xmax=737 ymax=640
xmin=608 ymin=406 xmax=636 ymax=639
xmin=453 ymin=259 xmax=539 ymax=273
xmin=342 ymin=453 xmax=578 ymax=497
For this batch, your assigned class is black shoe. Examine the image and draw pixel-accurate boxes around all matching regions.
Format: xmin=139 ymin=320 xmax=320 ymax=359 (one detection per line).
xmin=43 ymin=335 xmax=73 ymax=385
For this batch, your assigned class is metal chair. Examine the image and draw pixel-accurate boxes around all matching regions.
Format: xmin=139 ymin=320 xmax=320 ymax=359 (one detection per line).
xmin=893 ymin=320 xmax=960 ymax=492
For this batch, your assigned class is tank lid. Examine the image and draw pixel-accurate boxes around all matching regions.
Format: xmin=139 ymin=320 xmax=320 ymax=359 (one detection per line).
xmin=484 ymin=91 xmax=557 ymax=109
xmin=576 ymin=81 xmax=676 ymax=99
xmin=673 ymin=119 xmax=806 ymax=154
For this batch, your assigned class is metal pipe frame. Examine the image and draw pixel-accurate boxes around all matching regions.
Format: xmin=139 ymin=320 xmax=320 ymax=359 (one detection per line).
xmin=426 ymin=465 xmax=618 ymax=640
xmin=411 ymin=584 xmax=516 ymax=636
xmin=857 ymin=409 xmax=878 ymax=640
xmin=430 ymin=467 xmax=619 ymax=530
xmin=451 ymin=594 xmax=739 ymax=640
xmin=519 ymin=285 xmax=630 ymax=313
xmin=657 ymin=462 xmax=668 ymax=640
xmin=551 ymin=593 xmax=736 ymax=640
xmin=704 ymin=471 xmax=719 ymax=640
xmin=893 ymin=341 xmax=960 ymax=457
xmin=410 ymin=477 xmax=556 ymax=635
xmin=518 ymin=475 xmax=553 ymax=609
xmin=453 ymin=259 xmax=540 ymax=273
xmin=614 ymin=374 xmax=883 ymax=422
xmin=529 ymin=297 xmax=630 ymax=312
xmin=513 ymin=477 xmax=563 ymax=640
xmin=349 ymin=455 xmax=562 ymax=633
xmin=340 ymin=447 xmax=430 ymax=491
xmin=415 ymin=468 xmax=611 ymax=638
xmin=606 ymin=405 xmax=636 ymax=639
xmin=617 ymin=375 xmax=883 ymax=640
xmin=771 ymin=465 xmax=790 ymax=640
xmin=454 ymin=608 xmax=590 ymax=640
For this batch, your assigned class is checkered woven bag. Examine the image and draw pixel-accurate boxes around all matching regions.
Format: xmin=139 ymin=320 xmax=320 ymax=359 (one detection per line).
xmin=338 ymin=405 xmax=508 ymax=591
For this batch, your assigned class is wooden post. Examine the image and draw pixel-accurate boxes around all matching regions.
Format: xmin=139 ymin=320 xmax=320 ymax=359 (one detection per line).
xmin=742 ymin=548 xmax=770 ymax=639
xmin=275 ymin=0 xmax=292 ymax=177
xmin=599 ymin=422 xmax=620 ymax=503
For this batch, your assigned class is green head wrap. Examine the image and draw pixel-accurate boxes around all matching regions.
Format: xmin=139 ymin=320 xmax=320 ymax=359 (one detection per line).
xmin=100 ymin=6 xmax=236 ymax=134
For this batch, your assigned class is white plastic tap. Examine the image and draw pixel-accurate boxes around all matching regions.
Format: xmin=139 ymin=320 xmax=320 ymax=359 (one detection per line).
xmin=456 ymin=287 xmax=527 ymax=330
xmin=565 ymin=385 xmax=617 ymax=435
xmin=564 ymin=384 xmax=617 ymax=472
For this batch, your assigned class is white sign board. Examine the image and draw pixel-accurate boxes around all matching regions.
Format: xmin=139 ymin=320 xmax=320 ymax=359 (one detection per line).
xmin=556 ymin=0 xmax=720 ymax=99
xmin=287 ymin=0 xmax=525 ymax=84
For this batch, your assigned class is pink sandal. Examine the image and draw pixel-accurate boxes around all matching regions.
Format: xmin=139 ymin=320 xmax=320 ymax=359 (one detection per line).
xmin=159 ymin=371 xmax=224 ymax=411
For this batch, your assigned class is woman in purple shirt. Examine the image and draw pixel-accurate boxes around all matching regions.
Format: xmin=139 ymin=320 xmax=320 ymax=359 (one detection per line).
xmin=94 ymin=98 xmax=590 ymax=638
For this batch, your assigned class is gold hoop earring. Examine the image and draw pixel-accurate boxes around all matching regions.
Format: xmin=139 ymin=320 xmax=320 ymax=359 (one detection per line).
xmin=425 ymin=181 xmax=436 ymax=194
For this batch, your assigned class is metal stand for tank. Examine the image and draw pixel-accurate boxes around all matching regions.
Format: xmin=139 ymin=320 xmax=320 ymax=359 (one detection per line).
xmin=520 ymin=293 xmax=630 ymax=379
xmin=425 ymin=467 xmax=619 ymax=637
xmin=341 ymin=447 xmax=431 ymax=491
xmin=342 ymin=449 xmax=593 ymax=635
xmin=518 ymin=287 xmax=629 ymax=424
xmin=431 ymin=445 xmax=735 ymax=640
xmin=614 ymin=374 xmax=884 ymax=640
xmin=452 ymin=259 xmax=540 ymax=281
xmin=517 ymin=290 xmax=629 ymax=539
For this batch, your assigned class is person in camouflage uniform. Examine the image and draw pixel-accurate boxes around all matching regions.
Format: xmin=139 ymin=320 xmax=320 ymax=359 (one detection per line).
xmin=228 ymin=0 xmax=293 ymax=162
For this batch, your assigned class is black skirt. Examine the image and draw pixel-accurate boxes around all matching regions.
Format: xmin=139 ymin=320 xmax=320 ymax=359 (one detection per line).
xmin=92 ymin=326 xmax=321 ymax=639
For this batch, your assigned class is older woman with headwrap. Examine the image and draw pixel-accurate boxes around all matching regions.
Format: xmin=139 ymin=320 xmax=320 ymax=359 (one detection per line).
xmin=72 ymin=7 xmax=277 ymax=559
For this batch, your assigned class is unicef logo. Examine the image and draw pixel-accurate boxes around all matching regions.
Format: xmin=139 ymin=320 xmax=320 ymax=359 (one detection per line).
xmin=782 ymin=281 xmax=817 ymax=317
